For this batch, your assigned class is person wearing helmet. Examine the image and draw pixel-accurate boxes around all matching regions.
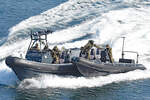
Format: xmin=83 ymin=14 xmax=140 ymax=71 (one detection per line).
xmin=105 ymin=44 xmax=114 ymax=63
xmin=31 ymin=43 xmax=40 ymax=51
xmin=43 ymin=44 xmax=50 ymax=51
xmin=81 ymin=40 xmax=101 ymax=59
xmin=80 ymin=47 xmax=85 ymax=57
xmin=52 ymin=46 xmax=61 ymax=64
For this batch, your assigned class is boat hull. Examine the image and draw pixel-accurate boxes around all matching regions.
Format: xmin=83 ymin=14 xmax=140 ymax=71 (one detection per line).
xmin=5 ymin=56 xmax=81 ymax=80
xmin=5 ymin=56 xmax=146 ymax=80
xmin=74 ymin=57 xmax=146 ymax=77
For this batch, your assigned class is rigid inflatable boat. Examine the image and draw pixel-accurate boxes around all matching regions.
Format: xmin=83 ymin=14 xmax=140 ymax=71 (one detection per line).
xmin=72 ymin=37 xmax=146 ymax=77
xmin=5 ymin=31 xmax=81 ymax=81
xmin=73 ymin=57 xmax=145 ymax=77
xmin=6 ymin=56 xmax=81 ymax=80
xmin=5 ymin=31 xmax=146 ymax=80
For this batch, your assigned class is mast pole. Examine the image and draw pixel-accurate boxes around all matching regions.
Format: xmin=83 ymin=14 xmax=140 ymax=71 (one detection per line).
xmin=121 ymin=37 xmax=125 ymax=59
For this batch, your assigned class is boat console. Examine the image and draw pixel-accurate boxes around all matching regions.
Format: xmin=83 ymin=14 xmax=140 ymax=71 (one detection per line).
xmin=25 ymin=31 xmax=53 ymax=63
xmin=25 ymin=31 xmax=73 ymax=64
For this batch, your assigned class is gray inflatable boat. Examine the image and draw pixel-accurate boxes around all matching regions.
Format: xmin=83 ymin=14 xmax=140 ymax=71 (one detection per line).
xmin=5 ymin=32 xmax=146 ymax=80
xmin=72 ymin=37 xmax=146 ymax=77
xmin=72 ymin=57 xmax=146 ymax=77
xmin=5 ymin=31 xmax=81 ymax=81
xmin=5 ymin=56 xmax=81 ymax=81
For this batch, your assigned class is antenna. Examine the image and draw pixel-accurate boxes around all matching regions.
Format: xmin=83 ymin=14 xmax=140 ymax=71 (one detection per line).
xmin=121 ymin=37 xmax=126 ymax=59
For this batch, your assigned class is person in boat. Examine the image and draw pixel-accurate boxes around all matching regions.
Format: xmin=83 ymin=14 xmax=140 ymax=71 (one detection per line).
xmin=52 ymin=46 xmax=61 ymax=64
xmin=105 ymin=44 xmax=114 ymax=63
xmin=64 ymin=49 xmax=72 ymax=63
xmin=90 ymin=48 xmax=96 ymax=60
xmin=43 ymin=45 xmax=51 ymax=51
xmin=79 ymin=47 xmax=85 ymax=57
xmin=81 ymin=40 xmax=101 ymax=59
xmin=31 ymin=43 xmax=40 ymax=51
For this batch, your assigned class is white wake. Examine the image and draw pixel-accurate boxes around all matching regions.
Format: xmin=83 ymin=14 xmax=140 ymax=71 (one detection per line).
xmin=19 ymin=69 xmax=150 ymax=89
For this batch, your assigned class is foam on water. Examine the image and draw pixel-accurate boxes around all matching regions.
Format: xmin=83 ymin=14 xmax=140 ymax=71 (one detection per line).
xmin=0 ymin=0 xmax=150 ymax=88
xmin=8 ymin=0 xmax=144 ymax=44
xmin=18 ymin=69 xmax=150 ymax=89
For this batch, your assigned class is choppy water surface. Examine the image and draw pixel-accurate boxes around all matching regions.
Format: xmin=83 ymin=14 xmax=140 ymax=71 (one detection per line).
xmin=1 ymin=80 xmax=150 ymax=100
xmin=0 ymin=0 xmax=150 ymax=100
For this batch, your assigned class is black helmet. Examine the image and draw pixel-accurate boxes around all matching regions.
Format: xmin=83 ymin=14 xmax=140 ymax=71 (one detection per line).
xmin=53 ymin=46 xmax=58 ymax=51
xmin=80 ymin=47 xmax=84 ymax=50
xmin=88 ymin=40 xmax=94 ymax=44
xmin=106 ymin=44 xmax=110 ymax=48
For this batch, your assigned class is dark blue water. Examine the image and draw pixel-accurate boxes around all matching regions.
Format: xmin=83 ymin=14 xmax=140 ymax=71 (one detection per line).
xmin=1 ymin=80 xmax=150 ymax=100
xmin=0 ymin=0 xmax=150 ymax=100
